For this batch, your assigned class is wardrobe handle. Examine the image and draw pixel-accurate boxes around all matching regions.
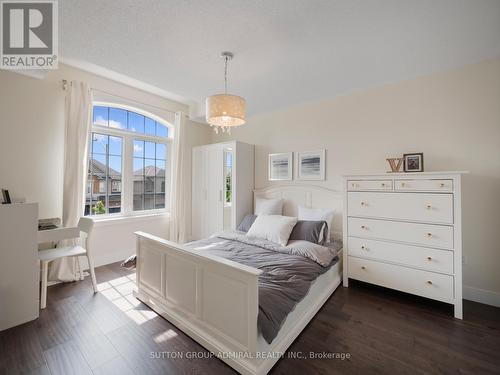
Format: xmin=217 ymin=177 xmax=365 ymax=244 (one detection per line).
xmin=219 ymin=190 xmax=223 ymax=202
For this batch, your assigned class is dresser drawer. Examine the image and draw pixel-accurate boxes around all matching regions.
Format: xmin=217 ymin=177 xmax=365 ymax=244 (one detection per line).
xmin=348 ymin=237 xmax=454 ymax=274
xmin=348 ymin=256 xmax=454 ymax=302
xmin=348 ymin=180 xmax=393 ymax=191
xmin=395 ymin=179 xmax=453 ymax=192
xmin=348 ymin=192 xmax=454 ymax=224
xmin=348 ymin=217 xmax=454 ymax=249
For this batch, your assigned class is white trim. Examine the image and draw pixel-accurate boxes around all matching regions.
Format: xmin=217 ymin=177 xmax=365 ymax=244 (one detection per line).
xmin=60 ymin=58 xmax=196 ymax=113
xmin=93 ymin=212 xmax=169 ymax=227
xmin=463 ymin=285 xmax=500 ymax=308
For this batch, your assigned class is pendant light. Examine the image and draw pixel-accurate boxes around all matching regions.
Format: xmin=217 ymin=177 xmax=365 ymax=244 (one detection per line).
xmin=206 ymin=51 xmax=246 ymax=134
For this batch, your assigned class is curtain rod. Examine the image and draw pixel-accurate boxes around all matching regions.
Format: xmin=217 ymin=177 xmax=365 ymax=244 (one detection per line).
xmin=61 ymin=79 xmax=187 ymax=117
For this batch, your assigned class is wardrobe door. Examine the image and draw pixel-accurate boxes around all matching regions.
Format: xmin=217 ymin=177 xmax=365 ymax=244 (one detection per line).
xmin=206 ymin=144 xmax=224 ymax=236
xmin=191 ymin=146 xmax=206 ymax=240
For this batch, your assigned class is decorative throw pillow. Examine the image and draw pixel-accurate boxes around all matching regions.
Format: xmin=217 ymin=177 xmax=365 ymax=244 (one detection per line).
xmin=297 ymin=206 xmax=335 ymax=242
xmin=247 ymin=215 xmax=298 ymax=246
xmin=255 ymin=197 xmax=283 ymax=215
xmin=237 ymin=214 xmax=257 ymax=232
xmin=289 ymin=220 xmax=328 ymax=245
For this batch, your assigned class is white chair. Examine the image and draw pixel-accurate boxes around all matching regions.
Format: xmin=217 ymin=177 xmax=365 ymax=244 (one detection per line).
xmin=38 ymin=217 xmax=98 ymax=309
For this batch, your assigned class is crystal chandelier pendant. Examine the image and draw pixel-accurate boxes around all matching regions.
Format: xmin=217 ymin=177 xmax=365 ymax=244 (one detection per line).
xmin=206 ymin=52 xmax=246 ymax=133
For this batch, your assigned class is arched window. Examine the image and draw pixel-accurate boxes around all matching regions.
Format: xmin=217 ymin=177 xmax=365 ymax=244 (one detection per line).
xmin=85 ymin=104 xmax=172 ymax=217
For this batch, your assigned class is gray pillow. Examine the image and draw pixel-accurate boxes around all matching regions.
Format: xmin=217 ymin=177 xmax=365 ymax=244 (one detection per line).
xmin=237 ymin=214 xmax=257 ymax=232
xmin=289 ymin=220 xmax=328 ymax=245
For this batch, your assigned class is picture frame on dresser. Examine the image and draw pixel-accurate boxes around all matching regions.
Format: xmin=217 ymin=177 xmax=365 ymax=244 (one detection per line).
xmin=403 ymin=153 xmax=424 ymax=172
xmin=342 ymin=172 xmax=466 ymax=319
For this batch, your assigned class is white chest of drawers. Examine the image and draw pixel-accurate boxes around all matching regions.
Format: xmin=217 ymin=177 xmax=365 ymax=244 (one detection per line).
xmin=342 ymin=172 xmax=465 ymax=319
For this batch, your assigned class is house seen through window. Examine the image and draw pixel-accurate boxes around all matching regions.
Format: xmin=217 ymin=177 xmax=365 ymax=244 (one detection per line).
xmin=85 ymin=105 xmax=171 ymax=216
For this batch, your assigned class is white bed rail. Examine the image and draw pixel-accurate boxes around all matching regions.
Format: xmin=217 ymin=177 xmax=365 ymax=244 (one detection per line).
xmin=134 ymin=231 xmax=262 ymax=371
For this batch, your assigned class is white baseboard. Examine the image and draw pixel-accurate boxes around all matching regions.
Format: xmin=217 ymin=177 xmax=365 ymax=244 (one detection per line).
xmin=463 ymin=285 xmax=500 ymax=308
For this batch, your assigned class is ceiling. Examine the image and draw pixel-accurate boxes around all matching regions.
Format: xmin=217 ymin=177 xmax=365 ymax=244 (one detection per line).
xmin=60 ymin=0 xmax=500 ymax=120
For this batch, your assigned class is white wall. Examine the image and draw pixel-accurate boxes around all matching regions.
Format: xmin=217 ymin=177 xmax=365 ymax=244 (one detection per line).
xmin=213 ymin=58 xmax=500 ymax=306
xmin=0 ymin=64 xmax=212 ymax=265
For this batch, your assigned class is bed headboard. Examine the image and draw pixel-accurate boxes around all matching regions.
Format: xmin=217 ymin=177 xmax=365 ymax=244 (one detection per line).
xmin=253 ymin=185 xmax=343 ymax=240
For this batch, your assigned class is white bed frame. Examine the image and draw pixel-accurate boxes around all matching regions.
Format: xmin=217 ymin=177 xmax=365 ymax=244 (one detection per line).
xmin=134 ymin=185 xmax=343 ymax=375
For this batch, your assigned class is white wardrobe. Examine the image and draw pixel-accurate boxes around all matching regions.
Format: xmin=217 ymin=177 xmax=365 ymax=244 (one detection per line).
xmin=192 ymin=141 xmax=254 ymax=240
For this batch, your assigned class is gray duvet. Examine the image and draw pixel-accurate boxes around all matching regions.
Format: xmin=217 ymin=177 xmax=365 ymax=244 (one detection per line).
xmin=186 ymin=230 xmax=339 ymax=344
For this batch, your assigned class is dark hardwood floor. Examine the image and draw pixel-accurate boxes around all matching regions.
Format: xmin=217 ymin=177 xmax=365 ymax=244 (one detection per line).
xmin=1 ymin=262 xmax=499 ymax=375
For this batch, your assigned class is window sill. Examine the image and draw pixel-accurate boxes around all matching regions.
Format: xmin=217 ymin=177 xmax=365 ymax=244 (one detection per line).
xmin=92 ymin=212 xmax=170 ymax=227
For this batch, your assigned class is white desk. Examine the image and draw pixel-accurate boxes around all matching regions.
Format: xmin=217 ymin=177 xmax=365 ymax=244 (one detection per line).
xmin=0 ymin=203 xmax=39 ymax=331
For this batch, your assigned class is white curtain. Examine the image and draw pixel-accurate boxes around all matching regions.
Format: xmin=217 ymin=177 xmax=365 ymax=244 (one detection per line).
xmin=169 ymin=112 xmax=189 ymax=243
xmin=48 ymin=81 xmax=92 ymax=282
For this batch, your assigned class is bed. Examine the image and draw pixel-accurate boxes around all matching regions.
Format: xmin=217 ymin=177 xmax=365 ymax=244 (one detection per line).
xmin=133 ymin=185 xmax=343 ymax=375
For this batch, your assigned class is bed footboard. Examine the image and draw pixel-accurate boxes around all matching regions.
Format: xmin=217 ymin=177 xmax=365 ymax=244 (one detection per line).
xmin=134 ymin=232 xmax=262 ymax=374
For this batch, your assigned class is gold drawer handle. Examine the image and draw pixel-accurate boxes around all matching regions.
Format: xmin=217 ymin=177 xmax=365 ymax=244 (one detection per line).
xmin=426 ymin=232 xmax=432 ymax=238
xmin=427 ymin=280 xmax=433 ymax=285
xmin=381 ymin=183 xmax=386 ymax=187
xmin=401 ymin=182 xmax=407 ymax=187
xmin=440 ymin=183 xmax=445 ymax=188
xmin=351 ymin=183 xmax=358 ymax=188
xmin=361 ymin=266 xmax=366 ymax=270
xmin=427 ymin=256 xmax=432 ymax=261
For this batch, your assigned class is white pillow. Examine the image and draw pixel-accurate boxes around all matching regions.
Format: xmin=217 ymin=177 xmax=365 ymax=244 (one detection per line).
xmin=255 ymin=197 xmax=283 ymax=215
xmin=297 ymin=206 xmax=335 ymax=242
xmin=247 ymin=215 xmax=297 ymax=246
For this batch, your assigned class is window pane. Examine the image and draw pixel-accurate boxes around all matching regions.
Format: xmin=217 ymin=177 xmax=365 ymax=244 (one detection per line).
xmin=144 ymin=159 xmax=154 ymax=178
xmin=93 ymin=106 xmax=108 ymax=126
xmin=133 ymin=140 xmax=144 ymax=158
xmin=128 ymin=112 xmax=144 ymax=133
xmin=108 ymin=136 xmax=122 ymax=156
xmin=144 ymin=176 xmax=154 ymax=193
xmin=111 ymin=180 xmax=122 ymax=193
xmin=109 ymin=156 xmax=121 ymax=177
xmin=92 ymin=154 xmax=106 ymax=177
xmin=109 ymin=108 xmax=127 ymax=130
xmin=155 ymin=177 xmax=165 ymax=193
xmin=133 ymin=158 xmax=144 ymax=175
xmin=155 ymin=160 xmax=165 ymax=176
xmin=133 ymin=177 xmax=143 ymax=193
xmin=144 ymin=142 xmax=155 ymax=159
xmin=86 ymin=126 xmax=124 ymax=216
xmin=145 ymin=118 xmax=155 ymax=135
xmin=156 ymin=122 xmax=168 ymax=137
xmin=133 ymin=194 xmax=144 ymax=211
xmin=92 ymin=133 xmax=108 ymax=155
xmin=130 ymin=138 xmax=169 ymax=213
xmin=144 ymin=194 xmax=154 ymax=210
xmin=155 ymin=193 xmax=165 ymax=209
xmin=156 ymin=143 xmax=166 ymax=160
xmin=108 ymin=194 xmax=121 ymax=214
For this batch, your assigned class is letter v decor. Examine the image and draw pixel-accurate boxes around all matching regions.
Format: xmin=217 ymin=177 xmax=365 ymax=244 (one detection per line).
xmin=386 ymin=157 xmax=404 ymax=173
